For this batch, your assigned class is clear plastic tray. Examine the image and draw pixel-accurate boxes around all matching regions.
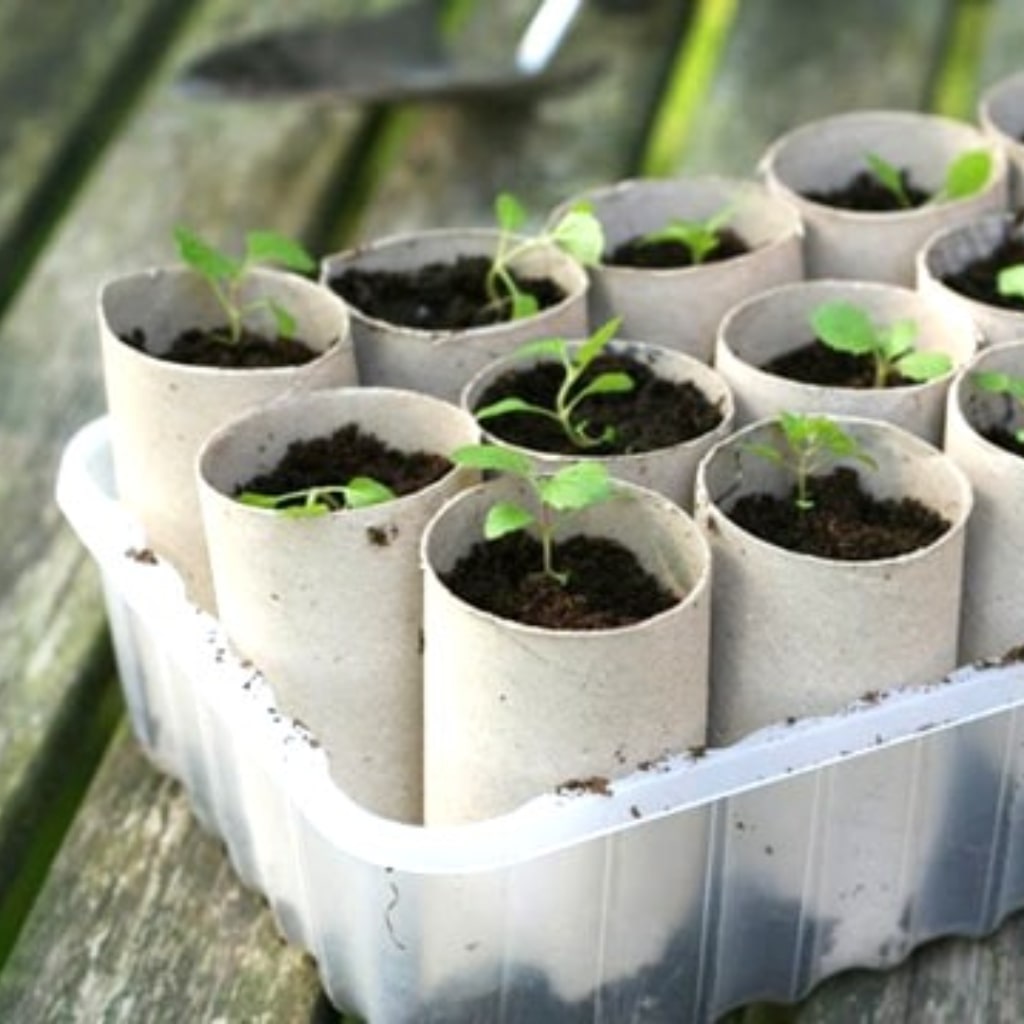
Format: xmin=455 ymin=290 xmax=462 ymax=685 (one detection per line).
xmin=57 ymin=417 xmax=1024 ymax=1024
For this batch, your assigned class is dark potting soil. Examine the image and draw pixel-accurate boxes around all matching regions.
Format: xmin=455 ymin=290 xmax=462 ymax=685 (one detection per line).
xmin=238 ymin=422 xmax=451 ymax=507
xmin=939 ymin=233 xmax=1024 ymax=310
xmin=327 ymin=255 xmax=564 ymax=330
xmin=762 ymin=338 xmax=913 ymax=388
xmin=121 ymin=326 xmax=319 ymax=368
xmin=727 ymin=467 xmax=949 ymax=560
xmin=803 ymin=169 xmax=930 ymax=212
xmin=604 ymin=227 xmax=750 ymax=268
xmin=981 ymin=426 xmax=1024 ymax=458
xmin=474 ymin=353 xmax=723 ymax=455
xmin=442 ymin=531 xmax=679 ymax=629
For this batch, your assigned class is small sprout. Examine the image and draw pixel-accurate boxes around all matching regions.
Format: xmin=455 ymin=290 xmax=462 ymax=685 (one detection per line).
xmin=450 ymin=444 xmax=613 ymax=584
xmin=174 ymin=226 xmax=316 ymax=344
xmin=486 ymin=192 xmax=604 ymax=320
xmin=971 ymin=370 xmax=1024 ymax=444
xmin=636 ymin=204 xmax=734 ymax=265
xmin=865 ymin=152 xmax=912 ymax=207
xmin=934 ymin=149 xmax=993 ymax=202
xmin=809 ymin=300 xmax=952 ymax=387
xmin=996 ymin=264 xmax=1024 ymax=303
xmin=237 ymin=477 xmax=395 ymax=517
xmin=473 ymin=317 xmax=632 ymax=449
xmin=864 ymin=149 xmax=992 ymax=208
xmin=744 ymin=412 xmax=876 ymax=512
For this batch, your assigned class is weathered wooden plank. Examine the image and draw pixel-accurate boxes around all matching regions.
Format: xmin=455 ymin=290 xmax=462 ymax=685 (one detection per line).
xmin=0 ymin=0 xmax=395 ymax=1007
xmin=0 ymin=0 xmax=196 ymax=964
xmin=352 ymin=0 xmax=691 ymax=239
xmin=0 ymin=0 xmax=196 ymax=305
xmin=0 ymin=0 xmax=377 ymax=851
xmin=671 ymin=0 xmax=957 ymax=177
xmin=0 ymin=728 xmax=330 ymax=1023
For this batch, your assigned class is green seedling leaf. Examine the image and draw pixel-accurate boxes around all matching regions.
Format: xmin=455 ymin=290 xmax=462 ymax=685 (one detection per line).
xmin=878 ymin=319 xmax=918 ymax=362
xmin=266 ymin=297 xmax=297 ymax=340
xmin=973 ymin=369 xmax=1024 ymax=400
xmin=753 ymin=412 xmax=877 ymax=512
xmin=236 ymin=477 xmax=395 ymax=515
xmin=456 ymin=444 xmax=617 ymax=585
xmin=515 ymin=337 xmax=570 ymax=360
xmin=245 ymin=230 xmax=316 ymax=273
xmin=574 ymin=371 xmax=635 ymax=400
xmin=451 ymin=443 xmax=534 ymax=477
xmin=175 ymin=225 xmax=240 ymax=281
xmin=484 ymin=500 xmax=535 ymax=540
xmin=639 ymin=205 xmax=733 ymax=265
xmin=576 ymin=316 xmax=621 ymax=367
xmin=495 ymin=191 xmax=528 ymax=232
xmin=539 ymin=461 xmax=613 ymax=512
xmin=550 ymin=204 xmax=605 ymax=266
xmin=474 ymin=396 xmax=552 ymax=421
xmin=643 ymin=220 xmax=718 ymax=263
xmin=936 ymin=149 xmax=992 ymax=202
xmin=865 ymin=152 xmax=911 ymax=207
xmin=472 ymin=318 xmax=631 ymax=450
xmin=173 ymin=224 xmax=312 ymax=346
xmin=344 ymin=477 xmax=397 ymax=509
xmin=972 ymin=369 xmax=1024 ymax=443
xmin=486 ymin=193 xmax=605 ymax=321
xmin=236 ymin=490 xmax=333 ymax=517
xmin=896 ymin=350 xmax=953 ymax=382
xmin=997 ymin=264 xmax=1024 ymax=301
xmin=811 ymin=301 xmax=878 ymax=355
xmin=511 ymin=291 xmax=540 ymax=319
xmin=810 ymin=301 xmax=939 ymax=388
xmin=742 ymin=442 xmax=785 ymax=465
xmin=236 ymin=491 xmax=283 ymax=509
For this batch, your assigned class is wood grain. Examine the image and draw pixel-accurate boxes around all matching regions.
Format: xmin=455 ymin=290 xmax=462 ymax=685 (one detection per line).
xmin=0 ymin=729 xmax=329 ymax=1023
xmin=0 ymin=0 xmax=392 ymax=1012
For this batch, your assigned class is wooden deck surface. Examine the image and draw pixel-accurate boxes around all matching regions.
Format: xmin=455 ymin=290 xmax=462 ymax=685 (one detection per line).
xmin=0 ymin=0 xmax=1021 ymax=1020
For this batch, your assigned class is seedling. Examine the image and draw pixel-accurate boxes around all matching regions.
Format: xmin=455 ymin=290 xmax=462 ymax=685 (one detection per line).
xmin=636 ymin=204 xmax=734 ymax=264
xmin=744 ymin=412 xmax=876 ymax=512
xmin=971 ymin=370 xmax=1024 ymax=444
xmin=450 ymin=444 xmax=613 ymax=584
xmin=809 ymin=300 xmax=952 ymax=387
xmin=996 ymin=264 xmax=1024 ymax=304
xmin=236 ymin=477 xmax=395 ymax=517
xmin=473 ymin=317 xmax=633 ymax=449
xmin=486 ymin=192 xmax=604 ymax=319
xmin=864 ymin=149 xmax=992 ymax=208
xmin=174 ymin=226 xmax=316 ymax=344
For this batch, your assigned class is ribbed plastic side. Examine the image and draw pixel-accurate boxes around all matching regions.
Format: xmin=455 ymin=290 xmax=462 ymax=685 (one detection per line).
xmin=57 ymin=418 xmax=1024 ymax=1024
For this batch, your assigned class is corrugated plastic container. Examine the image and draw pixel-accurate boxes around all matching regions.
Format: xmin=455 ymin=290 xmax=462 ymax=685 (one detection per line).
xmin=57 ymin=417 xmax=1024 ymax=1024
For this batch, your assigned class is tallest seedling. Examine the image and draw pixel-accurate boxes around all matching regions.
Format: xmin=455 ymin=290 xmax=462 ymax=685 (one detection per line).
xmin=175 ymin=226 xmax=317 ymax=344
